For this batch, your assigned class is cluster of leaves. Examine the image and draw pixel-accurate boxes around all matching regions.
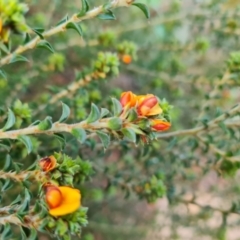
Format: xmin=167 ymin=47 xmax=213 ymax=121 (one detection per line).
xmin=0 ymin=152 xmax=93 ymax=239
xmin=0 ymin=0 xmax=240 ymax=239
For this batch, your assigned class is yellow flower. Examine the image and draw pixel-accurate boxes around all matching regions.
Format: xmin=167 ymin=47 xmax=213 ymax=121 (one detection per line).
xmin=137 ymin=94 xmax=162 ymax=116
xmin=45 ymin=185 xmax=81 ymax=217
xmin=120 ymin=91 xmax=137 ymax=108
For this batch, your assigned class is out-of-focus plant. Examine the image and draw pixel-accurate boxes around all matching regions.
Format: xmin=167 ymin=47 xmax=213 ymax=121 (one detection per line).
xmin=0 ymin=0 xmax=240 ymax=239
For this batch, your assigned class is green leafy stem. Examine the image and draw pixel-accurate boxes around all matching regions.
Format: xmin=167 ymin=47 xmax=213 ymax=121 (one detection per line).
xmin=0 ymin=0 xmax=147 ymax=67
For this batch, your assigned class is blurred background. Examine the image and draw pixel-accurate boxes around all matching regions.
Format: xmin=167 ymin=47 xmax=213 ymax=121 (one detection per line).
xmin=1 ymin=0 xmax=240 ymax=239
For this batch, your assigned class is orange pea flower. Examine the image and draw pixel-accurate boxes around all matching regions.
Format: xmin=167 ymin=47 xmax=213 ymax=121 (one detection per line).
xmin=121 ymin=54 xmax=132 ymax=64
xmin=137 ymin=94 xmax=162 ymax=116
xmin=39 ymin=156 xmax=57 ymax=172
xmin=151 ymin=119 xmax=171 ymax=131
xmin=120 ymin=91 xmax=137 ymax=108
xmin=0 ymin=19 xmax=2 ymax=34
xmin=45 ymin=185 xmax=81 ymax=217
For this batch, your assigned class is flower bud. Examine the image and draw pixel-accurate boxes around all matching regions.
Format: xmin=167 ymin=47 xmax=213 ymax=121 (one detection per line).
xmin=121 ymin=54 xmax=132 ymax=64
xmin=137 ymin=95 xmax=162 ymax=116
xmin=39 ymin=156 xmax=57 ymax=172
xmin=120 ymin=91 xmax=137 ymax=108
xmin=151 ymin=120 xmax=171 ymax=131
xmin=45 ymin=185 xmax=62 ymax=209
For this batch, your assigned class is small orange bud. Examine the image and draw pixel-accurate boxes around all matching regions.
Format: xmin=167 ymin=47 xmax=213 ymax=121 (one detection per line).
xmin=120 ymin=91 xmax=137 ymax=108
xmin=39 ymin=156 xmax=57 ymax=172
xmin=151 ymin=119 xmax=171 ymax=131
xmin=137 ymin=95 xmax=162 ymax=116
xmin=122 ymin=54 xmax=132 ymax=64
xmin=45 ymin=185 xmax=62 ymax=209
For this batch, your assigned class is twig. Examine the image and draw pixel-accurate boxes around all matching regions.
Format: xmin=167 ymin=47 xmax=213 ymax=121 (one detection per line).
xmin=157 ymin=104 xmax=240 ymax=139
xmin=0 ymin=170 xmax=43 ymax=182
xmin=0 ymin=0 xmax=131 ymax=67
xmin=0 ymin=118 xmax=112 ymax=140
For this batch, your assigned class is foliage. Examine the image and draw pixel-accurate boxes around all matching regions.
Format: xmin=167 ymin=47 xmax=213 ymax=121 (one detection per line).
xmin=0 ymin=0 xmax=240 ymax=239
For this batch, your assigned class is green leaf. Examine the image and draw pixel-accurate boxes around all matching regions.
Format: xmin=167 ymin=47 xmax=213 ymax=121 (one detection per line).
xmin=72 ymin=128 xmax=87 ymax=144
xmin=108 ymin=117 xmax=122 ymax=130
xmin=23 ymin=33 xmax=31 ymax=44
xmin=37 ymin=40 xmax=54 ymax=53
xmin=58 ymin=102 xmax=71 ymax=123
xmin=20 ymin=227 xmax=28 ymax=239
xmin=38 ymin=116 xmax=53 ymax=130
xmin=112 ymin=98 xmax=122 ymax=116
xmin=28 ymin=229 xmax=38 ymax=240
xmin=10 ymin=54 xmax=29 ymax=63
xmin=66 ymin=22 xmax=83 ymax=36
xmin=0 ymin=69 xmax=7 ymax=80
xmin=1 ymin=223 xmax=12 ymax=239
xmin=1 ymin=179 xmax=13 ymax=192
xmin=97 ymin=131 xmax=110 ymax=149
xmin=77 ymin=0 xmax=90 ymax=17
xmin=86 ymin=103 xmax=100 ymax=123
xmin=30 ymin=120 xmax=41 ymax=126
xmin=0 ymin=142 xmax=11 ymax=152
xmin=32 ymin=27 xmax=45 ymax=39
xmin=2 ymin=109 xmax=16 ymax=131
xmin=18 ymin=135 xmax=33 ymax=154
xmin=54 ymin=133 xmax=66 ymax=149
xmin=3 ymin=154 xmax=12 ymax=171
xmin=132 ymin=3 xmax=150 ymax=18
xmin=56 ymin=15 xmax=69 ymax=26
xmin=122 ymin=128 xmax=136 ymax=142
xmin=98 ymin=10 xmax=116 ymax=20
xmin=11 ymin=194 xmax=22 ymax=205
xmin=101 ymin=108 xmax=110 ymax=118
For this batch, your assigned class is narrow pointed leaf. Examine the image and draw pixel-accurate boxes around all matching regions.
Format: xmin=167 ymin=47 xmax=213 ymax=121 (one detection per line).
xmin=122 ymin=128 xmax=136 ymax=142
xmin=56 ymin=15 xmax=69 ymax=26
xmin=132 ymin=3 xmax=150 ymax=19
xmin=72 ymin=128 xmax=87 ymax=144
xmin=18 ymin=135 xmax=33 ymax=154
xmin=10 ymin=54 xmax=29 ymax=63
xmin=24 ymin=33 xmax=31 ymax=44
xmin=98 ymin=10 xmax=116 ymax=20
xmin=32 ymin=27 xmax=45 ymax=39
xmin=66 ymin=22 xmax=83 ymax=36
xmin=97 ymin=131 xmax=110 ymax=149
xmin=77 ymin=0 xmax=90 ymax=17
xmin=86 ymin=103 xmax=100 ymax=123
xmin=101 ymin=108 xmax=110 ymax=118
xmin=38 ymin=116 xmax=52 ymax=130
xmin=2 ymin=109 xmax=15 ymax=131
xmin=37 ymin=40 xmax=54 ymax=53
xmin=58 ymin=102 xmax=70 ymax=122
xmin=3 ymin=154 xmax=12 ymax=171
xmin=112 ymin=98 xmax=122 ymax=116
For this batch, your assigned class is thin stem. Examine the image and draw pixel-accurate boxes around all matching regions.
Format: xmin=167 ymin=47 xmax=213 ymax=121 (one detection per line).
xmin=178 ymin=197 xmax=239 ymax=215
xmin=157 ymin=104 xmax=240 ymax=139
xmin=0 ymin=0 xmax=131 ymax=67
xmin=0 ymin=170 xmax=44 ymax=182
xmin=0 ymin=212 xmax=41 ymax=228
xmin=0 ymin=118 xmax=111 ymax=139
